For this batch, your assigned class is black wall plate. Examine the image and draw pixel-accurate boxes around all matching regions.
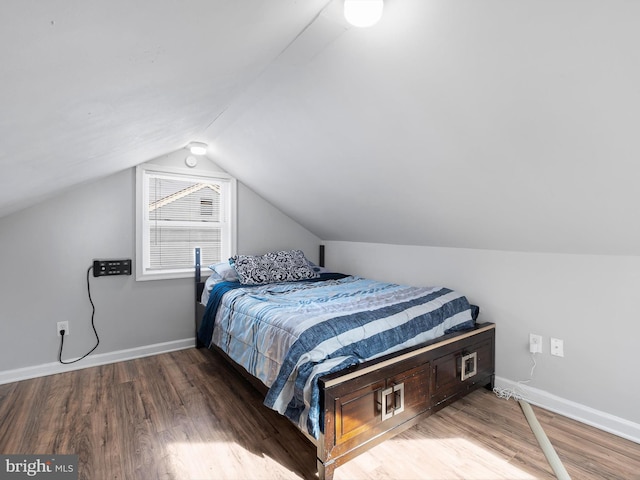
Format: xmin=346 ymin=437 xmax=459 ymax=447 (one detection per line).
xmin=93 ymin=259 xmax=132 ymax=277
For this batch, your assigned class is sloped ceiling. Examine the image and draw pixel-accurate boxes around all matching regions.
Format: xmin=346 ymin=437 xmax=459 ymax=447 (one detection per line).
xmin=0 ymin=0 xmax=328 ymax=214
xmin=2 ymin=1 xmax=640 ymax=255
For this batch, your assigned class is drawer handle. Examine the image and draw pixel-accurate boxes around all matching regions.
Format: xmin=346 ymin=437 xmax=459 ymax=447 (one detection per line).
xmin=461 ymin=352 xmax=477 ymax=380
xmin=380 ymin=383 xmax=405 ymax=421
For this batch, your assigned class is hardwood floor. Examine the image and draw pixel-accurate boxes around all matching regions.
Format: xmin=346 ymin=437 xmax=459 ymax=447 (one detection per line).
xmin=1 ymin=348 xmax=638 ymax=479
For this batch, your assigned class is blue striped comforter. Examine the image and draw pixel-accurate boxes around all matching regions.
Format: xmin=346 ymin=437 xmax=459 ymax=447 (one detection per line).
xmin=199 ymin=275 xmax=474 ymax=438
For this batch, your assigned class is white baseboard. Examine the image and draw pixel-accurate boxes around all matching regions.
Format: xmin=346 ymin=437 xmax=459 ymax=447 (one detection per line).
xmin=0 ymin=338 xmax=196 ymax=385
xmin=494 ymin=376 xmax=640 ymax=445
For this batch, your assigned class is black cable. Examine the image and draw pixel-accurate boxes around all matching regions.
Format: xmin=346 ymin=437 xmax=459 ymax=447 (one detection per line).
xmin=58 ymin=265 xmax=100 ymax=364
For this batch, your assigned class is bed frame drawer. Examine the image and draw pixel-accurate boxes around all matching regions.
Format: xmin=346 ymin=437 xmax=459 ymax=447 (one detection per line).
xmin=334 ymin=379 xmax=386 ymax=444
xmin=430 ymin=336 xmax=494 ymax=406
xmin=334 ymin=359 xmax=431 ymax=447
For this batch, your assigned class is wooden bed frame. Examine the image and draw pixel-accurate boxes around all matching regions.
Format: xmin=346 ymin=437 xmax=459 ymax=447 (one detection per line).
xmin=194 ymin=247 xmax=495 ymax=480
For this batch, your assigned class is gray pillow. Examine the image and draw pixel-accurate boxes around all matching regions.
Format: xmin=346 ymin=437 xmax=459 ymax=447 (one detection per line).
xmin=208 ymin=261 xmax=240 ymax=282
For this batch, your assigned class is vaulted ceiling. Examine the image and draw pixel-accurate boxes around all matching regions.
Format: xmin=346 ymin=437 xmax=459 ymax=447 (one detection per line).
xmin=2 ymin=0 xmax=639 ymax=255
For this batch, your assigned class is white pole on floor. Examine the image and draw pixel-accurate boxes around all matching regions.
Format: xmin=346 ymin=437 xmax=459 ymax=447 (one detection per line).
xmin=518 ymin=399 xmax=571 ymax=480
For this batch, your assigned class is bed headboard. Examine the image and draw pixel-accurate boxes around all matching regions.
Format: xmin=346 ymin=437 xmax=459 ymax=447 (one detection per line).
xmin=195 ymin=247 xmax=201 ymax=283
xmin=195 ymin=247 xmax=204 ymax=303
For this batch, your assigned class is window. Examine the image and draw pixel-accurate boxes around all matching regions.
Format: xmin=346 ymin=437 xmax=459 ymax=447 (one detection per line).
xmin=136 ymin=164 xmax=236 ymax=280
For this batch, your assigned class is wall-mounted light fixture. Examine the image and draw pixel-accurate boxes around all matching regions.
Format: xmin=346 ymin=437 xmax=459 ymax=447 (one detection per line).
xmin=188 ymin=142 xmax=208 ymax=155
xmin=344 ymin=0 xmax=384 ymax=28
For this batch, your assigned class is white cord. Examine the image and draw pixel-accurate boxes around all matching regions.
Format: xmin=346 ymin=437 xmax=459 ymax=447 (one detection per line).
xmin=493 ymin=353 xmax=537 ymax=401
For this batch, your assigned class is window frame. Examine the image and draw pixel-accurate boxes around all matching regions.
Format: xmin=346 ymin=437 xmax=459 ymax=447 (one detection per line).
xmin=135 ymin=163 xmax=237 ymax=281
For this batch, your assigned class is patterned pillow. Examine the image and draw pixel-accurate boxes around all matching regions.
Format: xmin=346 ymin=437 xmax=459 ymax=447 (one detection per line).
xmin=230 ymin=250 xmax=319 ymax=285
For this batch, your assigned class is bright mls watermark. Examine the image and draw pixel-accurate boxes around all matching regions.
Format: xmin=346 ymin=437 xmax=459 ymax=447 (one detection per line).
xmin=1 ymin=455 xmax=78 ymax=479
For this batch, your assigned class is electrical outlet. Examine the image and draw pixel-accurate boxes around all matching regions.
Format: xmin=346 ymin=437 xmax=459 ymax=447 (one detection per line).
xmin=550 ymin=338 xmax=564 ymax=357
xmin=57 ymin=321 xmax=69 ymax=337
xmin=529 ymin=333 xmax=543 ymax=354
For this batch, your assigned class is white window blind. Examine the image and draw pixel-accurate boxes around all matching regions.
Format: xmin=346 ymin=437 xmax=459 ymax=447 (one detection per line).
xmin=136 ymin=164 xmax=236 ymax=280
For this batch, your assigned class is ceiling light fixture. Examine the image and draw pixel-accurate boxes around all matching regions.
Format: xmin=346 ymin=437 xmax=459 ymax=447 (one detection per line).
xmin=344 ymin=0 xmax=384 ymax=28
xmin=188 ymin=142 xmax=208 ymax=155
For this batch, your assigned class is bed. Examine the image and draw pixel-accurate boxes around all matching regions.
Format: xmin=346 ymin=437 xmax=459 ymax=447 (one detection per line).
xmin=194 ymin=247 xmax=495 ymax=480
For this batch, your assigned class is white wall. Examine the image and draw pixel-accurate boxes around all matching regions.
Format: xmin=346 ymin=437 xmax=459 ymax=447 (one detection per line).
xmin=0 ymin=151 xmax=319 ymax=376
xmin=325 ymin=241 xmax=640 ymax=437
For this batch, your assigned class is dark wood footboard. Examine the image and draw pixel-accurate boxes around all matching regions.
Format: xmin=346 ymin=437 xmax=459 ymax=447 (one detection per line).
xmin=317 ymin=323 xmax=495 ymax=480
